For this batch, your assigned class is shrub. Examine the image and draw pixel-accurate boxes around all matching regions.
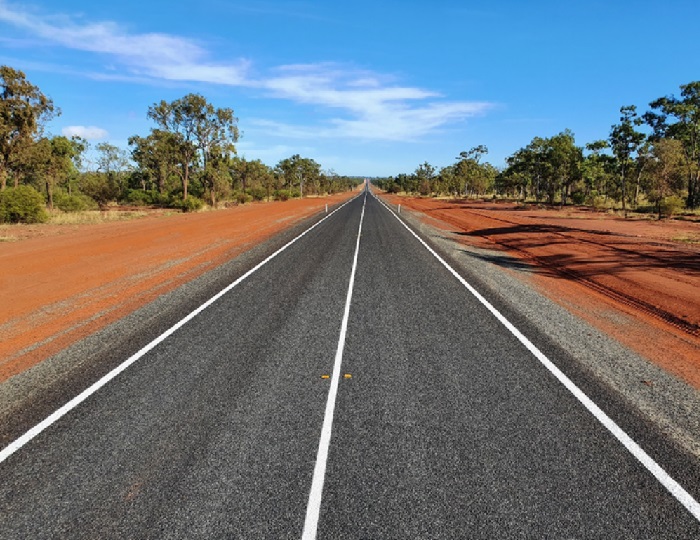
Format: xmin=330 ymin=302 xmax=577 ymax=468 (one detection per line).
xmin=275 ymin=189 xmax=292 ymax=201
xmin=125 ymin=189 xmax=152 ymax=206
xmin=571 ymin=191 xmax=586 ymax=205
xmin=246 ymin=186 xmax=267 ymax=201
xmin=659 ymin=195 xmax=684 ymax=218
xmin=54 ymin=192 xmax=98 ymax=212
xmin=174 ymin=196 xmax=204 ymax=212
xmin=0 ymin=185 xmax=48 ymax=223
xmin=236 ymin=192 xmax=253 ymax=205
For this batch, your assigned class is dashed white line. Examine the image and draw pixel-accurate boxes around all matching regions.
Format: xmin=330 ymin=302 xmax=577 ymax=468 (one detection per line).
xmin=0 ymin=194 xmax=361 ymax=465
xmin=302 ymin=191 xmax=367 ymax=540
xmin=372 ymin=191 xmax=700 ymax=523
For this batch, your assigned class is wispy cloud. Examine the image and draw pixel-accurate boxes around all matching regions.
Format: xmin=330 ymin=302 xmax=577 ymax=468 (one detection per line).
xmin=61 ymin=125 xmax=108 ymax=140
xmin=0 ymin=1 xmax=250 ymax=84
xmin=0 ymin=1 xmax=493 ymax=142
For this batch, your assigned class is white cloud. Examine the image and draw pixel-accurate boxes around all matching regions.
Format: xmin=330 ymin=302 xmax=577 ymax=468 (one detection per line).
xmin=0 ymin=1 xmax=494 ymax=143
xmin=0 ymin=1 xmax=250 ymax=84
xmin=61 ymin=125 xmax=109 ymax=140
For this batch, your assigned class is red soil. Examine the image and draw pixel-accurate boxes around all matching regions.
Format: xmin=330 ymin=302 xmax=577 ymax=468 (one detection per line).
xmin=0 ymin=192 xmax=357 ymax=382
xmin=385 ymin=195 xmax=700 ymax=389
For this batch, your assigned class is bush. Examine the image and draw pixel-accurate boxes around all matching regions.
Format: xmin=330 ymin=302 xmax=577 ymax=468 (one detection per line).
xmin=659 ymin=195 xmax=684 ymax=218
xmin=173 ymin=196 xmax=204 ymax=212
xmin=0 ymin=185 xmax=48 ymax=223
xmin=246 ymin=186 xmax=267 ymax=201
xmin=235 ymin=191 xmax=253 ymax=205
xmin=274 ymin=189 xmax=292 ymax=201
xmin=54 ymin=192 xmax=98 ymax=212
xmin=571 ymin=191 xmax=586 ymax=205
xmin=125 ymin=189 xmax=152 ymax=206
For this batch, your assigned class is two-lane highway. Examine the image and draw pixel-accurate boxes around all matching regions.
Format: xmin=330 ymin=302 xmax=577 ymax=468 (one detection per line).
xmin=1 ymin=187 xmax=699 ymax=538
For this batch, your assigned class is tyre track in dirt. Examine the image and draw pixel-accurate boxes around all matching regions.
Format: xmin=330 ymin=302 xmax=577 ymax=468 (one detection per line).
xmin=395 ymin=197 xmax=700 ymax=340
xmin=453 ymin=210 xmax=698 ymax=338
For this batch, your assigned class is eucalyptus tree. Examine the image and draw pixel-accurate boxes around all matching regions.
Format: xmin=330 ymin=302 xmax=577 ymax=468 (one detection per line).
xmin=21 ymin=136 xmax=78 ymax=209
xmin=96 ymin=142 xmax=132 ymax=201
xmin=548 ymin=130 xmax=582 ymax=206
xmin=230 ymin=156 xmax=274 ymax=196
xmin=645 ymin=138 xmax=686 ymax=217
xmin=505 ymin=137 xmax=552 ymax=202
xmin=582 ymin=140 xmax=613 ymax=203
xmin=644 ymin=81 xmax=700 ymax=208
xmin=609 ymin=106 xmax=646 ymax=216
xmin=454 ymin=145 xmax=488 ymax=196
xmin=414 ymin=161 xmax=436 ymax=195
xmin=147 ymin=93 xmax=239 ymax=200
xmin=129 ymin=130 xmax=180 ymax=195
xmin=276 ymin=154 xmax=321 ymax=197
xmin=0 ymin=66 xmax=58 ymax=189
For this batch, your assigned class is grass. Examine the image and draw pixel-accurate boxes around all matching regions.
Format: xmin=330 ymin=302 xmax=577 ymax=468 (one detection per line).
xmin=671 ymin=234 xmax=700 ymax=244
xmin=47 ymin=209 xmax=151 ymax=225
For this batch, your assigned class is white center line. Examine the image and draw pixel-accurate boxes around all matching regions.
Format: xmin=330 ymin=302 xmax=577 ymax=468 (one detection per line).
xmin=0 ymin=194 xmax=360 ymax=465
xmin=372 ymin=191 xmax=700 ymax=523
xmin=302 ymin=190 xmax=367 ymax=540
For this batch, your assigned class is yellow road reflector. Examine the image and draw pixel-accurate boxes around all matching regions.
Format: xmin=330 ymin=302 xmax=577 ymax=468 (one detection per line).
xmin=321 ymin=374 xmax=330 ymax=379
xmin=344 ymin=373 xmax=352 ymax=379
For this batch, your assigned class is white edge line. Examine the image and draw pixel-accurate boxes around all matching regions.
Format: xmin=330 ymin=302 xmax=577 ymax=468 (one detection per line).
xmin=371 ymin=191 xmax=700 ymax=523
xmin=301 ymin=191 xmax=367 ymax=540
xmin=0 ymin=194 xmax=362 ymax=465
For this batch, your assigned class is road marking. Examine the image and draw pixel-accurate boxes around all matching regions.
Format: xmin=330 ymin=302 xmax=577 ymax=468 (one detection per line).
xmin=372 ymin=192 xmax=700 ymax=522
xmin=302 ymin=191 xmax=367 ymax=540
xmin=0 ymin=194 xmax=361 ymax=465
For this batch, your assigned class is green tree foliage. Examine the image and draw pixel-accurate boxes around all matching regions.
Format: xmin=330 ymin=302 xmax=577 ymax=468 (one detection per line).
xmin=645 ymin=81 xmax=700 ymax=208
xmin=0 ymin=184 xmax=47 ymax=223
xmin=643 ymin=138 xmax=685 ymax=217
xmin=581 ymin=140 xmax=614 ymax=205
xmin=415 ymin=162 xmax=436 ymax=195
xmin=275 ymin=154 xmax=322 ymax=197
xmin=500 ymin=133 xmax=582 ymax=204
xmin=610 ymin=106 xmax=646 ymax=216
xmin=230 ymin=157 xmax=275 ymax=200
xmin=0 ymin=66 xmax=58 ymax=190
xmin=78 ymin=171 xmax=120 ymax=207
xmin=129 ymin=130 xmax=179 ymax=195
xmin=147 ymin=93 xmax=239 ymax=200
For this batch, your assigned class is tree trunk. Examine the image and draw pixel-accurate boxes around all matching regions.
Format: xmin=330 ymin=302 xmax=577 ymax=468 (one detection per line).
xmin=634 ymin=170 xmax=643 ymax=206
xmin=46 ymin=180 xmax=53 ymax=210
xmin=183 ymin=162 xmax=189 ymax=200
xmin=621 ymin=169 xmax=627 ymax=218
xmin=687 ymin=170 xmax=700 ymax=209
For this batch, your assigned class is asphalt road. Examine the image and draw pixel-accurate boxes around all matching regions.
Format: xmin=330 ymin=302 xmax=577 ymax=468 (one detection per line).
xmin=1 ymin=187 xmax=699 ymax=538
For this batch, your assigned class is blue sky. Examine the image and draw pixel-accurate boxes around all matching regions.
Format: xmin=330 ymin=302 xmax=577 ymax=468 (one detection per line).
xmin=1 ymin=0 xmax=699 ymax=176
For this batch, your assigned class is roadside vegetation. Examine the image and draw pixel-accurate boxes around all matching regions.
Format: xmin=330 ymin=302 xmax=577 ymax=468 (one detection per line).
xmin=374 ymin=81 xmax=700 ymax=220
xmin=0 ymin=66 xmax=360 ymax=224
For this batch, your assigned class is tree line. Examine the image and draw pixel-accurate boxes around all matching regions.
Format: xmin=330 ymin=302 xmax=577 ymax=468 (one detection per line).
xmin=0 ymin=66 xmax=359 ymax=223
xmin=376 ymin=81 xmax=700 ymax=218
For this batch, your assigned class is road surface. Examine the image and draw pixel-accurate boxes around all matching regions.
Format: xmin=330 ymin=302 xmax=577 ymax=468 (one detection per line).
xmin=1 ymin=187 xmax=699 ymax=538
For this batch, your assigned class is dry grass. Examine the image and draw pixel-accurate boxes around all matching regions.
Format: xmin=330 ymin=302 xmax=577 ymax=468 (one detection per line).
xmin=671 ymin=234 xmax=700 ymax=245
xmin=47 ymin=209 xmax=150 ymax=225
